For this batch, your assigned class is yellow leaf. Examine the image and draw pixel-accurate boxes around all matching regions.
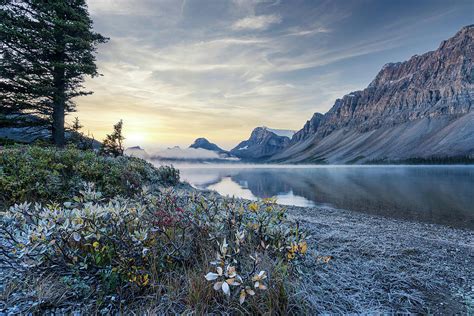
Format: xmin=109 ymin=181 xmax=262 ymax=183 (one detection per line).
xmin=249 ymin=203 xmax=259 ymax=212
xmin=299 ymin=241 xmax=308 ymax=254
xmin=239 ymin=290 xmax=246 ymax=304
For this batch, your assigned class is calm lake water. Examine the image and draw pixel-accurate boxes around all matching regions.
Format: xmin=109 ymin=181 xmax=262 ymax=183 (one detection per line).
xmin=161 ymin=164 xmax=474 ymax=229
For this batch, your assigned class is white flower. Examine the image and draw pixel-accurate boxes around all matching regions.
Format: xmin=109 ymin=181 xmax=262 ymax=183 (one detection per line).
xmin=205 ymin=266 xmax=223 ymax=281
xmin=252 ymin=271 xmax=267 ymax=290
xmin=72 ymin=232 xmax=81 ymax=242
xmin=205 ymin=265 xmax=241 ymax=296
xmin=213 ymin=280 xmax=230 ymax=295
xmin=239 ymin=286 xmax=256 ymax=304
xmin=235 ymin=230 xmax=245 ymax=246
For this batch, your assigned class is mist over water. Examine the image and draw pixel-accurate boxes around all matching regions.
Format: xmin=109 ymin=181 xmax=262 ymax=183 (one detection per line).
xmin=162 ymin=163 xmax=474 ymax=229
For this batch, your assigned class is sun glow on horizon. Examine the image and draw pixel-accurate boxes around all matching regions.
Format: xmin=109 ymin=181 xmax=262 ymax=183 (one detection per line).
xmin=124 ymin=131 xmax=147 ymax=147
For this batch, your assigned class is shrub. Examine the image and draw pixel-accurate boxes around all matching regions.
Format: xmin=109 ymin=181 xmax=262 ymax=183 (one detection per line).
xmin=68 ymin=117 xmax=96 ymax=150
xmin=0 ymin=146 xmax=308 ymax=314
xmin=192 ymin=197 xmax=308 ymax=304
xmin=0 ymin=185 xmax=308 ymax=313
xmin=0 ymin=145 xmax=179 ymax=205
xmin=0 ymin=137 xmax=22 ymax=146
xmin=156 ymin=165 xmax=180 ymax=186
xmin=100 ymin=120 xmax=124 ymax=157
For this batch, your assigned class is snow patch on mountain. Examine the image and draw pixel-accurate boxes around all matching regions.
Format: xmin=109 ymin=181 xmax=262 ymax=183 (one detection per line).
xmin=261 ymin=126 xmax=295 ymax=138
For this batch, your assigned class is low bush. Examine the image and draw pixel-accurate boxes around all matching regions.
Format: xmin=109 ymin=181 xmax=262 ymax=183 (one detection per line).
xmin=156 ymin=165 xmax=180 ymax=187
xmin=0 ymin=146 xmax=179 ymax=205
xmin=1 ymin=185 xmax=308 ymax=313
xmin=0 ymin=146 xmax=309 ymax=314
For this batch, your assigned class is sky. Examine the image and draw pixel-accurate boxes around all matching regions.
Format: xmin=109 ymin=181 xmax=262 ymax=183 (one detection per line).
xmin=76 ymin=0 xmax=473 ymax=150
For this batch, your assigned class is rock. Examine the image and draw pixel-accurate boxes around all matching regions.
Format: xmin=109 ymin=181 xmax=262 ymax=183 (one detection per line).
xmin=291 ymin=112 xmax=324 ymax=143
xmin=262 ymin=127 xmax=296 ymax=139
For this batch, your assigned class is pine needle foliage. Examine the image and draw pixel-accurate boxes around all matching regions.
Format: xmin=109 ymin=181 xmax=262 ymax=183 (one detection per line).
xmin=0 ymin=0 xmax=108 ymax=146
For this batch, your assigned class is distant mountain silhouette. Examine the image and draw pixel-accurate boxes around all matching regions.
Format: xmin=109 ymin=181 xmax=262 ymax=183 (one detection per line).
xmin=190 ymin=138 xmax=226 ymax=153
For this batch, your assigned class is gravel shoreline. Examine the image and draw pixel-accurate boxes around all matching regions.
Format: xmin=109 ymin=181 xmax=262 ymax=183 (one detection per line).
xmin=195 ymin=187 xmax=474 ymax=313
xmin=285 ymin=204 xmax=474 ymax=314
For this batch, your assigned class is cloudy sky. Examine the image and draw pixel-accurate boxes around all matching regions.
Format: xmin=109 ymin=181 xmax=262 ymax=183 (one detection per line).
xmin=77 ymin=0 xmax=473 ymax=149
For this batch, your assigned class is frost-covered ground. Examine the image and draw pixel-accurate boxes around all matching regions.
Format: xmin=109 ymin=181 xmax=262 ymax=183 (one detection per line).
xmin=289 ymin=205 xmax=474 ymax=314
xmin=1 ymin=193 xmax=473 ymax=314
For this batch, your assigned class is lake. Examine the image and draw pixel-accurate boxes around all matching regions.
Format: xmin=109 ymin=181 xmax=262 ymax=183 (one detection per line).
xmin=157 ymin=163 xmax=474 ymax=230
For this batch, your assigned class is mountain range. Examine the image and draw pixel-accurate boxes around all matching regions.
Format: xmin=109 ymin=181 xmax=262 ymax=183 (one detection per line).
xmin=270 ymin=25 xmax=474 ymax=163
xmin=199 ymin=25 xmax=472 ymax=164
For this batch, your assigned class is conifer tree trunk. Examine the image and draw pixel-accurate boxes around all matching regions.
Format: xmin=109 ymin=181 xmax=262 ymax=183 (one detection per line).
xmin=52 ymin=90 xmax=65 ymax=146
xmin=52 ymin=15 xmax=66 ymax=146
xmin=52 ymin=56 xmax=66 ymax=146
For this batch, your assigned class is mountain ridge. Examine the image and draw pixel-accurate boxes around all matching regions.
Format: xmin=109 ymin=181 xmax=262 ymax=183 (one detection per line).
xmin=270 ymin=25 xmax=474 ymax=163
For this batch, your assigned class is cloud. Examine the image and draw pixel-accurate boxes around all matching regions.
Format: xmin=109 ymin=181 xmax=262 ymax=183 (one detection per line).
xmin=285 ymin=26 xmax=331 ymax=37
xmin=269 ymin=33 xmax=407 ymax=72
xmin=88 ymin=0 xmax=153 ymax=16
xmin=232 ymin=14 xmax=282 ymax=30
xmin=77 ymin=0 xmax=473 ymax=149
xmin=231 ymin=0 xmax=268 ymax=14
xmin=153 ymin=147 xmax=220 ymax=159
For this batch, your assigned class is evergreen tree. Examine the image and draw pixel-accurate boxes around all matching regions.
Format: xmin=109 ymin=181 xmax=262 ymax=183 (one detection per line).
xmin=100 ymin=120 xmax=124 ymax=157
xmin=68 ymin=116 xmax=91 ymax=149
xmin=71 ymin=116 xmax=83 ymax=132
xmin=0 ymin=0 xmax=107 ymax=146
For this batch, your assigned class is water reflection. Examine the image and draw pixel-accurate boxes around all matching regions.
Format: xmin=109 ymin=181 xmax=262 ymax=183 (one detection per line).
xmin=167 ymin=164 xmax=474 ymax=229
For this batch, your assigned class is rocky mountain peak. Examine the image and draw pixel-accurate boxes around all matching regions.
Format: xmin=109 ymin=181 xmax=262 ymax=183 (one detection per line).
xmin=369 ymin=25 xmax=473 ymax=90
xmin=291 ymin=112 xmax=324 ymax=143
xmin=230 ymin=126 xmax=291 ymax=161
xmin=260 ymin=126 xmax=295 ymax=138
xmin=189 ymin=137 xmax=227 ymax=154
xmin=249 ymin=127 xmax=276 ymax=141
xmin=190 ymin=137 xmax=212 ymax=148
